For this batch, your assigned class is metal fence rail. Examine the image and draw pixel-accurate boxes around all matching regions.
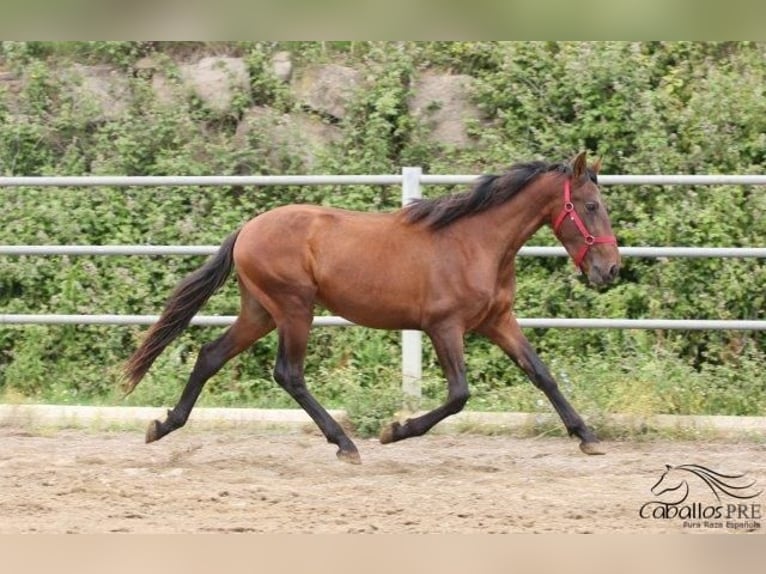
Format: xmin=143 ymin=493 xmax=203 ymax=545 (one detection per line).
xmin=0 ymin=314 xmax=764 ymax=331
xmin=3 ymin=174 xmax=766 ymax=186
xmin=3 ymin=169 xmax=766 ymax=396
xmin=2 ymin=245 xmax=765 ymax=258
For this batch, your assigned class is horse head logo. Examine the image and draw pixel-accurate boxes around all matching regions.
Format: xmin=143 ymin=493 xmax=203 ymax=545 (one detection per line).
xmin=651 ymin=464 xmax=762 ymax=505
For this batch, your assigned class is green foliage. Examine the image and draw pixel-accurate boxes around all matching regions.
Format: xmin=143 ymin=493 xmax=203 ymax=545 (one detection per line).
xmin=327 ymin=366 xmax=404 ymax=438
xmin=0 ymin=42 xmax=764 ymax=422
xmin=244 ymin=43 xmax=293 ymax=110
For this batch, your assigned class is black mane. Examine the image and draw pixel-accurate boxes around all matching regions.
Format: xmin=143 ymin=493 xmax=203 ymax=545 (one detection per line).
xmin=403 ymin=160 xmax=576 ymax=229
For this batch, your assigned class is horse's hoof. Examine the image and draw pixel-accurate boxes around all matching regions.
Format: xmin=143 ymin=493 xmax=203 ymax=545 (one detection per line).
xmin=337 ymin=448 xmax=362 ymax=465
xmin=145 ymin=420 xmax=162 ymax=444
xmin=379 ymin=421 xmax=400 ymax=444
xmin=580 ymin=440 xmax=606 ymax=455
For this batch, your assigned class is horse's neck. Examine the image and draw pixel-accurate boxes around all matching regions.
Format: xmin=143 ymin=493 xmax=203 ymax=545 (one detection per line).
xmin=458 ymin=176 xmax=558 ymax=258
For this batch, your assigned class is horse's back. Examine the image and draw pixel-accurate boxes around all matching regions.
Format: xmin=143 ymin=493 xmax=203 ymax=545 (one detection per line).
xmin=235 ymin=203 xmax=404 ymax=256
xmin=232 ymin=204 xmax=431 ymax=328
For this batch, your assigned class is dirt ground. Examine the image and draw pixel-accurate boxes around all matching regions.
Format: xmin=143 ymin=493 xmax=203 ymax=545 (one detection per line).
xmin=1 ymin=425 xmax=764 ymax=534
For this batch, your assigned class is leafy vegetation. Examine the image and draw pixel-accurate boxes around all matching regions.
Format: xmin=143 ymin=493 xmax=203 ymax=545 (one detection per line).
xmin=0 ymin=41 xmax=764 ymax=436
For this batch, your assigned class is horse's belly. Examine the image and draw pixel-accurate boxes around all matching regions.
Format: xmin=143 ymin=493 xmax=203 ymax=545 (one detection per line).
xmin=316 ymin=286 xmax=421 ymax=330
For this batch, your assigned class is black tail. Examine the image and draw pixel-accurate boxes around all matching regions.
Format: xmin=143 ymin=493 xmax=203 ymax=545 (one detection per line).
xmin=123 ymin=229 xmax=240 ymax=393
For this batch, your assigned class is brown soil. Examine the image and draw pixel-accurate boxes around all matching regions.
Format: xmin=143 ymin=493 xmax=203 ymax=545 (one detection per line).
xmin=1 ymin=426 xmax=764 ymax=534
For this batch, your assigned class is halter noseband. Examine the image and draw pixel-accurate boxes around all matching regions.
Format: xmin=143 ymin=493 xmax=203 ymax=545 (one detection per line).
xmin=552 ymin=179 xmax=617 ymax=269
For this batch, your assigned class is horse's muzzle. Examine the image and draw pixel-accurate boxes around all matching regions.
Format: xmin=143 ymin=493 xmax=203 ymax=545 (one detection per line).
xmin=587 ymin=262 xmax=620 ymax=286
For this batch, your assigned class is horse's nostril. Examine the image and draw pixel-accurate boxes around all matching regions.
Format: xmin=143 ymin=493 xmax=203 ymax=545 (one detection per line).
xmin=608 ymin=264 xmax=619 ymax=279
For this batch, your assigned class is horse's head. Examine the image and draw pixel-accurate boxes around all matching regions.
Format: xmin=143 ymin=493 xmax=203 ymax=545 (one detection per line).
xmin=551 ymin=151 xmax=621 ymax=286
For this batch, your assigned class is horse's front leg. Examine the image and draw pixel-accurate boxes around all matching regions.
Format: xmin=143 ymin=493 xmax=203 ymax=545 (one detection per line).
xmin=379 ymin=323 xmax=469 ymax=443
xmin=477 ymin=314 xmax=604 ymax=455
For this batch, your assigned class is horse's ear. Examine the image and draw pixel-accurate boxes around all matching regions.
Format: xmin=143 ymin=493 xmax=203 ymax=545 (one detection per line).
xmin=570 ymin=150 xmax=588 ymax=180
xmin=591 ymin=157 xmax=602 ymax=175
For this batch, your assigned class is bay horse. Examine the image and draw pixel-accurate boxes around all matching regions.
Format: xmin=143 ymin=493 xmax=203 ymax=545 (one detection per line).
xmin=124 ymin=151 xmax=620 ymax=463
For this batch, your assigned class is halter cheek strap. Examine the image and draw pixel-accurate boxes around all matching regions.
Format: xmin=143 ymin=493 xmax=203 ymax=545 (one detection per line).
xmin=552 ymin=180 xmax=618 ymax=269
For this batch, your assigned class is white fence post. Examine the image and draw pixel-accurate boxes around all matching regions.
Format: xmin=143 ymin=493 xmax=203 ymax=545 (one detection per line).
xmin=401 ymin=167 xmax=423 ymax=403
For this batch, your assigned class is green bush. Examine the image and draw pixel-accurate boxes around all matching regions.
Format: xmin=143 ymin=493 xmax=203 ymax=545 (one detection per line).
xmin=0 ymin=42 xmax=763 ymax=421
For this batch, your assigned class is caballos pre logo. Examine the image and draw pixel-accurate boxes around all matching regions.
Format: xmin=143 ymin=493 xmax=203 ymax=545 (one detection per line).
xmin=639 ymin=464 xmax=763 ymax=531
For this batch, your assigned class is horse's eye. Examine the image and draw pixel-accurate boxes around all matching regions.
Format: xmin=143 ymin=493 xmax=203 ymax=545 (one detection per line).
xmin=585 ymin=201 xmax=599 ymax=213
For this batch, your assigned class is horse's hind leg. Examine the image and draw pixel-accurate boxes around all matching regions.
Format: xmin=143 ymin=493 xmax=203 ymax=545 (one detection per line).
xmin=145 ymin=293 xmax=275 ymax=443
xmin=273 ymin=311 xmax=361 ymax=464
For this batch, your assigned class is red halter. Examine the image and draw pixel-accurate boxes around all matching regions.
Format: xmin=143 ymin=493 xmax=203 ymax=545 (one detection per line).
xmin=552 ymin=179 xmax=618 ymax=269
